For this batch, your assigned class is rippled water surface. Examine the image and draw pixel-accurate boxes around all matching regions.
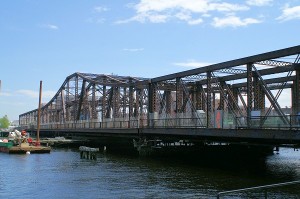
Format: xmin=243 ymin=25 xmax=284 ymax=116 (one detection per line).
xmin=0 ymin=148 xmax=300 ymax=198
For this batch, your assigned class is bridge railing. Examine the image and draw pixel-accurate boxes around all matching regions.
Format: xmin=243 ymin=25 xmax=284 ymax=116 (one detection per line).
xmin=236 ymin=115 xmax=298 ymax=129
xmin=20 ymin=115 xmax=300 ymax=131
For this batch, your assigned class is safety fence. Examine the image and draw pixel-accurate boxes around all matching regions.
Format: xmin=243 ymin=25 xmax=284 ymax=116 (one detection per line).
xmin=20 ymin=114 xmax=300 ymax=131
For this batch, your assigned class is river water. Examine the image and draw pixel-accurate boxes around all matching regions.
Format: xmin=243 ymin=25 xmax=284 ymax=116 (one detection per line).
xmin=0 ymin=147 xmax=300 ymax=199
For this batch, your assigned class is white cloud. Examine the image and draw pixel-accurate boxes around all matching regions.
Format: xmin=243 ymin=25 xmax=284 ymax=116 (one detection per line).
xmin=41 ymin=24 xmax=59 ymax=30
xmin=246 ymin=0 xmax=273 ymax=6
xmin=0 ymin=92 xmax=12 ymax=97
xmin=208 ymin=2 xmax=249 ymax=12
xmin=123 ymin=48 xmax=144 ymax=52
xmin=87 ymin=6 xmax=108 ymax=24
xmin=134 ymin=0 xmax=248 ymax=14
xmin=277 ymin=5 xmax=300 ymax=21
xmin=16 ymin=90 xmax=56 ymax=99
xmin=86 ymin=17 xmax=106 ymax=24
xmin=173 ymin=61 xmax=213 ymax=68
xmin=94 ymin=6 xmax=108 ymax=13
xmin=212 ymin=15 xmax=262 ymax=28
xmin=174 ymin=12 xmax=203 ymax=25
xmin=118 ymin=0 xmax=249 ymax=25
xmin=148 ymin=14 xmax=169 ymax=23
xmin=188 ymin=18 xmax=203 ymax=25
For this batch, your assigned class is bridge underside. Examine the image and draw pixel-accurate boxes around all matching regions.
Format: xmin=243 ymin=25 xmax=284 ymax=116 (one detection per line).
xmin=19 ymin=45 xmax=300 ymax=146
xmin=28 ymin=127 xmax=300 ymax=147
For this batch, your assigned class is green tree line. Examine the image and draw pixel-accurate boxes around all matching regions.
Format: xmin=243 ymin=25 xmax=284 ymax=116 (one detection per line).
xmin=0 ymin=115 xmax=10 ymax=128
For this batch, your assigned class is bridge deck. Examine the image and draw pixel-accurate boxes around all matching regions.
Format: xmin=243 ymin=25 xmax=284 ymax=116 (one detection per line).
xmin=29 ymin=127 xmax=300 ymax=146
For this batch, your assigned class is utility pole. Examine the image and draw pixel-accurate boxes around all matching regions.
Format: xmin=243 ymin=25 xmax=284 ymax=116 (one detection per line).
xmin=36 ymin=80 xmax=42 ymax=145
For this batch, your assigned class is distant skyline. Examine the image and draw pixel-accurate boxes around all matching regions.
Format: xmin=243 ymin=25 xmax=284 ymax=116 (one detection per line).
xmin=1 ymin=0 xmax=300 ymax=120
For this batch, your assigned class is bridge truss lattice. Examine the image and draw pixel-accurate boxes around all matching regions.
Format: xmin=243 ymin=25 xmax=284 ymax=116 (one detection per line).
xmin=19 ymin=45 xmax=300 ymax=130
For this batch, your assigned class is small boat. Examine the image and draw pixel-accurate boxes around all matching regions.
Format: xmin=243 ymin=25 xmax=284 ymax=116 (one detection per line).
xmin=0 ymin=130 xmax=51 ymax=154
xmin=0 ymin=141 xmax=13 ymax=153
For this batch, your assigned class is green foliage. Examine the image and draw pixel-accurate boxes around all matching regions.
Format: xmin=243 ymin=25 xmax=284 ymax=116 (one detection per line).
xmin=0 ymin=115 xmax=10 ymax=128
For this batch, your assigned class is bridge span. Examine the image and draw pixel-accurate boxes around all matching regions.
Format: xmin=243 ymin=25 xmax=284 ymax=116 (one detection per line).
xmin=19 ymin=45 xmax=300 ymax=153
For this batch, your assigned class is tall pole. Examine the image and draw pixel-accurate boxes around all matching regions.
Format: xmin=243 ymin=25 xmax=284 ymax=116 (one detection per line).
xmin=37 ymin=80 xmax=42 ymax=144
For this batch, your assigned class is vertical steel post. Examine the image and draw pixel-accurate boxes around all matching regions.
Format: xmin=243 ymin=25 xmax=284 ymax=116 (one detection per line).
xmin=166 ymin=90 xmax=172 ymax=115
xmin=102 ymin=85 xmax=106 ymax=122
xmin=176 ymin=78 xmax=183 ymax=113
xmin=148 ymin=83 xmax=153 ymax=114
xmin=135 ymin=88 xmax=140 ymax=117
xmin=254 ymin=75 xmax=259 ymax=110
xmin=207 ymin=71 xmax=212 ymax=128
xmin=61 ymin=90 xmax=66 ymax=123
xmin=123 ymin=87 xmax=127 ymax=118
xmin=36 ymin=80 xmax=42 ymax=144
xmin=296 ymin=69 xmax=300 ymax=116
xmin=74 ymin=76 xmax=79 ymax=122
xmin=247 ymin=63 xmax=253 ymax=128
xmin=91 ymin=83 xmax=97 ymax=120
xmin=292 ymin=68 xmax=300 ymax=125
xmin=148 ymin=82 xmax=157 ymax=127
xmin=197 ymin=83 xmax=205 ymax=111
xmin=129 ymin=82 xmax=134 ymax=119
xmin=219 ymin=82 xmax=225 ymax=111
xmin=66 ymin=81 xmax=70 ymax=121
xmin=113 ymin=87 xmax=120 ymax=118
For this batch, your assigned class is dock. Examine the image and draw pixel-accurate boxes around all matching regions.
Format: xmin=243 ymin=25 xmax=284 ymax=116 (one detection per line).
xmin=0 ymin=142 xmax=51 ymax=154
xmin=9 ymin=145 xmax=51 ymax=154
xmin=40 ymin=137 xmax=86 ymax=147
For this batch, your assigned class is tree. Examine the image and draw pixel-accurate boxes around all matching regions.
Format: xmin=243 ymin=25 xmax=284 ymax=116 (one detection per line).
xmin=0 ymin=115 xmax=10 ymax=129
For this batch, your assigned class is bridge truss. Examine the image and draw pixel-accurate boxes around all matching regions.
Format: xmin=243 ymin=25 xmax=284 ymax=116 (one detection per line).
xmin=19 ymin=45 xmax=300 ymax=131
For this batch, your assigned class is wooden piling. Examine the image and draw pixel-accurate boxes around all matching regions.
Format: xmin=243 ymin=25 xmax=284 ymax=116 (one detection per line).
xmin=79 ymin=146 xmax=99 ymax=160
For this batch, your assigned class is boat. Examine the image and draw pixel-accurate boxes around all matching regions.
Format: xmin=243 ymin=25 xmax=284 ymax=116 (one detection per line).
xmin=0 ymin=130 xmax=51 ymax=154
xmin=0 ymin=141 xmax=13 ymax=153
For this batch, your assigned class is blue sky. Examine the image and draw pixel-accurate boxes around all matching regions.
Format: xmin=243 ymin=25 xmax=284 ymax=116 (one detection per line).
xmin=0 ymin=0 xmax=300 ymax=121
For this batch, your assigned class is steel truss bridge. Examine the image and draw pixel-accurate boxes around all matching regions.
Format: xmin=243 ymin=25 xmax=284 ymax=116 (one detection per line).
xmin=19 ymin=45 xmax=300 ymax=147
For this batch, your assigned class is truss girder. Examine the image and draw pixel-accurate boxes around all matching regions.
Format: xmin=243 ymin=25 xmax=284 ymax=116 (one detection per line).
xmin=252 ymin=65 xmax=289 ymax=125
xmin=255 ymin=59 xmax=293 ymax=67
xmin=19 ymin=45 xmax=300 ymax=130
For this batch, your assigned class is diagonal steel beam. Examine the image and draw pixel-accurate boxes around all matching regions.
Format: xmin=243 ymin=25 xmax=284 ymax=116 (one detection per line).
xmin=152 ymin=45 xmax=300 ymax=82
xmin=252 ymin=65 xmax=289 ymax=124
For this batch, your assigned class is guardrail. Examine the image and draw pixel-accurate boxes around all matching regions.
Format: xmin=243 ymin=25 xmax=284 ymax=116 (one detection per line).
xmin=217 ymin=180 xmax=300 ymax=199
xmin=20 ymin=115 xmax=300 ymax=131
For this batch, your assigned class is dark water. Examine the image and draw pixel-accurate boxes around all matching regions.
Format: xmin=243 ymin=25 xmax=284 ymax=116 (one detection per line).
xmin=0 ymin=148 xmax=300 ymax=199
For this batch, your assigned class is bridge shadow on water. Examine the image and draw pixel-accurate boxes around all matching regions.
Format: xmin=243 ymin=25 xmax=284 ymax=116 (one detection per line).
xmin=58 ymin=142 xmax=300 ymax=197
xmin=84 ymin=145 xmax=300 ymax=198
xmin=89 ymin=142 xmax=273 ymax=174
xmin=62 ymin=136 xmax=300 ymax=183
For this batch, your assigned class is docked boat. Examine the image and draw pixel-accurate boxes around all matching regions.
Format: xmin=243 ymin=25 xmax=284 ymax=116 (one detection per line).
xmin=0 ymin=141 xmax=13 ymax=153
xmin=0 ymin=130 xmax=51 ymax=154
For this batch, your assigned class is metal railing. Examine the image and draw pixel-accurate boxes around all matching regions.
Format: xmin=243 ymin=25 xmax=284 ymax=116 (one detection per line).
xmin=236 ymin=115 xmax=298 ymax=130
xmin=20 ymin=115 xmax=300 ymax=131
xmin=217 ymin=180 xmax=300 ymax=199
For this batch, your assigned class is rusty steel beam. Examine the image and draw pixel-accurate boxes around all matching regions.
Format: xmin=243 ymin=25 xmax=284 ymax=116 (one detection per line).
xmin=152 ymin=45 xmax=300 ymax=82
xmin=19 ymin=46 xmax=300 ymax=132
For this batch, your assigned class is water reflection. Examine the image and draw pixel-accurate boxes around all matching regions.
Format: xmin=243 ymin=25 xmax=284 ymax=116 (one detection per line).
xmin=0 ymin=147 xmax=299 ymax=198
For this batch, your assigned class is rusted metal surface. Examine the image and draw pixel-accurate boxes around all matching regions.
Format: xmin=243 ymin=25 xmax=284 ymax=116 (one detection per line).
xmin=19 ymin=45 xmax=300 ymax=145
